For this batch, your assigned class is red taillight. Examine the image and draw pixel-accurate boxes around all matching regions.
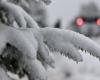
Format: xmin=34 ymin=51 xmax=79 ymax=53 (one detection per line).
xmin=96 ymin=18 xmax=100 ymax=25
xmin=75 ymin=17 xmax=84 ymax=26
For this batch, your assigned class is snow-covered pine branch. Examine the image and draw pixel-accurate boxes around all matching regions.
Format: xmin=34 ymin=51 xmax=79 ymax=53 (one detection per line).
xmin=0 ymin=1 xmax=39 ymax=28
xmin=39 ymin=28 xmax=100 ymax=62
xmin=1 ymin=17 xmax=100 ymax=80
xmin=0 ymin=23 xmax=56 ymax=80
xmin=8 ymin=0 xmax=49 ymax=27
xmin=0 ymin=1 xmax=100 ymax=80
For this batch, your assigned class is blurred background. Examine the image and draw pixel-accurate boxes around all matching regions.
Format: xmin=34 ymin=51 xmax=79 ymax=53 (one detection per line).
xmin=47 ymin=0 xmax=100 ymax=26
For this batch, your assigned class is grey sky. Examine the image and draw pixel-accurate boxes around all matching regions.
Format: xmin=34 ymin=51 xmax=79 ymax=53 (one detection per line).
xmin=47 ymin=0 xmax=100 ymax=26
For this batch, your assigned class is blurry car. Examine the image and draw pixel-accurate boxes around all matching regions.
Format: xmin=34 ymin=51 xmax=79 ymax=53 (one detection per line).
xmin=69 ymin=2 xmax=100 ymax=37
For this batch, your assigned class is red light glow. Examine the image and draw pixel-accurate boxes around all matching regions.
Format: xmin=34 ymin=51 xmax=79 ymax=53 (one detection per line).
xmin=75 ymin=17 xmax=84 ymax=26
xmin=96 ymin=18 xmax=100 ymax=25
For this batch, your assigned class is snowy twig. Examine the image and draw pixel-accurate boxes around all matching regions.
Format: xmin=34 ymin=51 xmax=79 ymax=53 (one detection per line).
xmin=0 ymin=1 xmax=39 ymax=28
